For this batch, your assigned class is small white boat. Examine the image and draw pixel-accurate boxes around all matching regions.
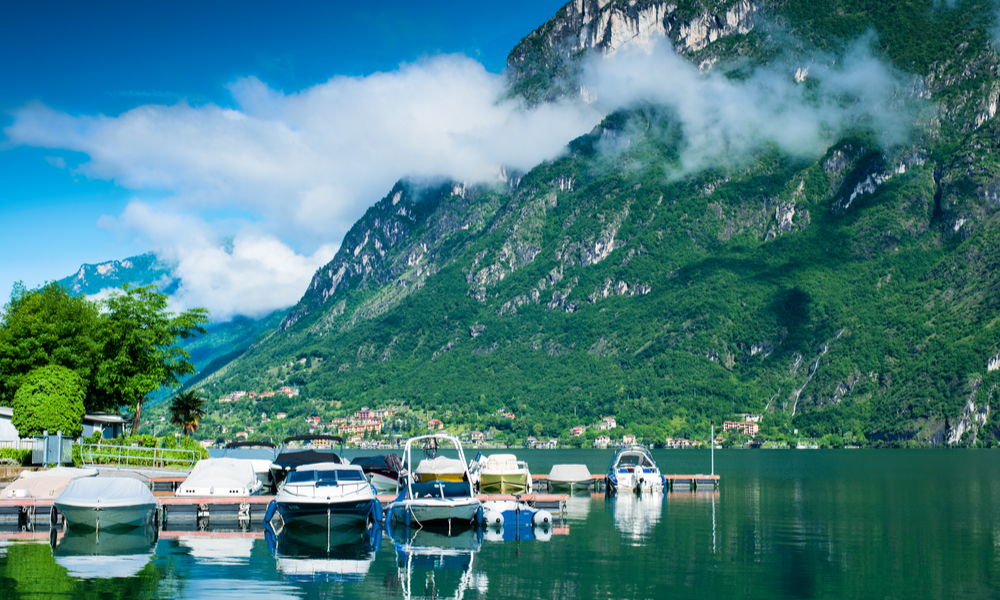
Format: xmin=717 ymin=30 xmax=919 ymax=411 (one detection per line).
xmin=3 ymin=467 xmax=98 ymax=499
xmin=386 ymin=434 xmax=481 ymax=529
xmin=470 ymin=453 xmax=533 ymax=494
xmin=55 ymin=477 xmax=157 ymax=530
xmin=351 ymin=454 xmax=404 ymax=493
xmin=272 ymin=462 xmax=380 ymax=531
xmin=547 ymin=464 xmax=592 ymax=492
xmin=176 ymin=458 xmax=263 ymax=497
xmin=606 ymin=446 xmax=664 ymax=493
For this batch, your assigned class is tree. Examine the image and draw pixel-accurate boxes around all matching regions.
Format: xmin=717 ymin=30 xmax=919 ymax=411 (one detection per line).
xmin=94 ymin=285 xmax=209 ymax=433
xmin=11 ymin=365 xmax=86 ymax=437
xmin=169 ymin=390 xmax=207 ymax=436
xmin=0 ymin=282 xmax=102 ymax=409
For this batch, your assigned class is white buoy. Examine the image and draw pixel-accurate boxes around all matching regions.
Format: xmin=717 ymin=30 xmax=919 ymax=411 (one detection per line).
xmin=532 ymin=510 xmax=552 ymax=526
xmin=483 ymin=510 xmax=504 ymax=527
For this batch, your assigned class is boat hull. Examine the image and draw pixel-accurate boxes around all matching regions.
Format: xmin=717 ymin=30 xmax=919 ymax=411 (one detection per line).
xmin=548 ymin=480 xmax=591 ymax=492
xmin=388 ymin=498 xmax=481 ymax=525
xmin=479 ymin=473 xmax=530 ymax=494
xmin=368 ymin=472 xmax=399 ymax=494
xmin=277 ymin=499 xmax=376 ymax=530
xmin=607 ymin=470 xmax=664 ymax=493
xmin=56 ymin=503 xmax=156 ymax=530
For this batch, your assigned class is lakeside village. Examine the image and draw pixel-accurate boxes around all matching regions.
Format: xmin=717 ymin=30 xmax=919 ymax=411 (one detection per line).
xmin=145 ymin=386 xmax=784 ymax=450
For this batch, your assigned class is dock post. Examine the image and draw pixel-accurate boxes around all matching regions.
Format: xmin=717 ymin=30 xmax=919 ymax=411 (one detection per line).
xmin=710 ymin=421 xmax=714 ymax=477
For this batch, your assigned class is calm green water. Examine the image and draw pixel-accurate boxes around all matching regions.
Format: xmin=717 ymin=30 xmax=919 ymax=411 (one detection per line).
xmin=2 ymin=450 xmax=999 ymax=599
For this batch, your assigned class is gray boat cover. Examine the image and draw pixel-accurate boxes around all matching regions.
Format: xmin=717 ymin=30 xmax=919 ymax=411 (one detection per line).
xmin=177 ymin=458 xmax=261 ymax=495
xmin=414 ymin=456 xmax=466 ymax=477
xmin=549 ymin=464 xmax=592 ymax=482
xmin=3 ymin=467 xmax=98 ymax=498
xmin=56 ymin=477 xmax=155 ymax=508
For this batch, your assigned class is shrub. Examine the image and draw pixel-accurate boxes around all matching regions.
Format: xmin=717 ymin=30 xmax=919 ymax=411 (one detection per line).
xmin=11 ymin=365 xmax=85 ymax=437
xmin=0 ymin=448 xmax=31 ymax=465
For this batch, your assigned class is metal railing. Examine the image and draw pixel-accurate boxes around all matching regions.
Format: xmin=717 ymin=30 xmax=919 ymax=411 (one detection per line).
xmin=0 ymin=440 xmax=43 ymax=451
xmin=79 ymin=444 xmax=199 ymax=470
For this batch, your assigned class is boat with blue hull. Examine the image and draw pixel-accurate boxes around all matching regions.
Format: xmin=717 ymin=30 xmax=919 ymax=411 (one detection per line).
xmin=605 ymin=446 xmax=666 ymax=494
xmin=386 ymin=434 xmax=482 ymax=530
xmin=267 ymin=462 xmax=381 ymax=531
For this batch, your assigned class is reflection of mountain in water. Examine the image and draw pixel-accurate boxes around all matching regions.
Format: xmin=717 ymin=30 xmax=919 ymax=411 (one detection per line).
xmin=271 ymin=526 xmax=378 ymax=583
xmin=611 ymin=493 xmax=664 ymax=545
xmin=178 ymin=536 xmax=254 ymax=566
xmin=390 ymin=526 xmax=488 ymax=600
xmin=53 ymin=525 xmax=157 ymax=579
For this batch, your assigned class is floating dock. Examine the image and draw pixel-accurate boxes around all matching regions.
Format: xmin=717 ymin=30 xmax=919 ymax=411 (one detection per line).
xmin=531 ymin=473 xmax=720 ymax=492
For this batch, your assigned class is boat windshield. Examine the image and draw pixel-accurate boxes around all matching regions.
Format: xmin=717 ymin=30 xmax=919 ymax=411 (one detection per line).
xmin=287 ymin=469 xmax=368 ymax=485
xmin=611 ymin=448 xmax=656 ymax=469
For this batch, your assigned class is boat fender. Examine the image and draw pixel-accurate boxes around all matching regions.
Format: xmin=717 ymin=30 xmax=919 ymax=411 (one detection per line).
xmin=533 ymin=525 xmax=552 ymax=542
xmin=264 ymin=500 xmax=277 ymax=526
xmin=49 ymin=506 xmax=58 ymax=528
xmin=483 ymin=509 xmax=504 ymax=527
xmin=532 ymin=510 xmax=552 ymax=527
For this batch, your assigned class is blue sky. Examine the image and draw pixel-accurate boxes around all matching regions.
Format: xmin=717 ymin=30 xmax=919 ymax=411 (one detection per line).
xmin=0 ymin=0 xmax=571 ymax=313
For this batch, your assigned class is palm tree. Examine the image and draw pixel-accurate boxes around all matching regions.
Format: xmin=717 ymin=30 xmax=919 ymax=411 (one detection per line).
xmin=169 ymin=390 xmax=206 ymax=437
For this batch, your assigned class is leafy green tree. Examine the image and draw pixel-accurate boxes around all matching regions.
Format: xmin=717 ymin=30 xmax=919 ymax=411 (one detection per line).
xmin=169 ymin=390 xmax=207 ymax=436
xmin=0 ymin=282 xmax=102 ymax=408
xmin=11 ymin=365 xmax=86 ymax=437
xmin=94 ymin=285 xmax=209 ymax=433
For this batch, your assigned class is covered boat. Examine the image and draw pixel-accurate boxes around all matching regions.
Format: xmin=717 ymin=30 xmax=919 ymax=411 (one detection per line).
xmin=605 ymin=446 xmax=664 ymax=493
xmin=386 ymin=434 xmax=481 ymax=530
xmin=270 ymin=462 xmax=381 ymax=531
xmin=222 ymin=441 xmax=278 ymax=490
xmin=269 ymin=435 xmax=345 ymax=488
xmin=176 ymin=458 xmax=263 ymax=497
xmin=547 ymin=464 xmax=592 ymax=492
xmin=54 ymin=477 xmax=157 ymax=530
xmin=471 ymin=454 xmax=532 ymax=494
xmin=351 ymin=453 xmax=403 ymax=493
xmin=3 ymin=467 xmax=98 ymax=499
xmin=414 ymin=456 xmax=467 ymax=483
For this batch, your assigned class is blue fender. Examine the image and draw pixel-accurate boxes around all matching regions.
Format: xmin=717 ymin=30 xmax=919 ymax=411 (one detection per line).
xmin=264 ymin=499 xmax=277 ymax=525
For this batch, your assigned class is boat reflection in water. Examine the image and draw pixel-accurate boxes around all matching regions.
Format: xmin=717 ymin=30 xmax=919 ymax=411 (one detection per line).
xmin=563 ymin=493 xmax=594 ymax=522
xmin=609 ymin=492 xmax=664 ymax=545
xmin=266 ymin=524 xmax=379 ymax=583
xmin=177 ymin=534 xmax=255 ymax=566
xmin=389 ymin=523 xmax=488 ymax=600
xmin=50 ymin=524 xmax=157 ymax=579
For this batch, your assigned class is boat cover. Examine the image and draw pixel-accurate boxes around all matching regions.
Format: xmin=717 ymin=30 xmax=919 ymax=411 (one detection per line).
xmin=3 ymin=467 xmax=98 ymax=498
xmin=414 ymin=456 xmax=467 ymax=477
xmin=484 ymin=454 xmax=521 ymax=472
xmin=549 ymin=464 xmax=591 ymax=482
xmin=56 ymin=477 xmax=155 ymax=508
xmin=177 ymin=458 xmax=261 ymax=495
xmin=351 ymin=454 xmax=403 ymax=475
xmin=272 ymin=449 xmax=343 ymax=471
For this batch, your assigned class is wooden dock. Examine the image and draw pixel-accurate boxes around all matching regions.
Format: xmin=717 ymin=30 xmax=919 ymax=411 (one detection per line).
xmin=530 ymin=473 xmax=720 ymax=492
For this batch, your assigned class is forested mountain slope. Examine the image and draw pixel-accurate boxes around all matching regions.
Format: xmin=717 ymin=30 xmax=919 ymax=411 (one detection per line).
xmin=197 ymin=0 xmax=1000 ymax=446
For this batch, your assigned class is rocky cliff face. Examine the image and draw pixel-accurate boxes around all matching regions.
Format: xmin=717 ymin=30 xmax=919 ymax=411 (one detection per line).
xmin=58 ymin=253 xmax=177 ymax=297
xmin=209 ymin=0 xmax=1000 ymax=447
xmin=506 ymin=0 xmax=758 ymax=103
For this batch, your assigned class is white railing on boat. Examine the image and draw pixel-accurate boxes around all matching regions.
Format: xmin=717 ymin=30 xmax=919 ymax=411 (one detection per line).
xmin=79 ymin=444 xmax=199 ymax=469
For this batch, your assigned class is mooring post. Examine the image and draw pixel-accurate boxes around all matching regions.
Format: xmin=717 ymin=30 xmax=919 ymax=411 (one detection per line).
xmin=710 ymin=421 xmax=715 ymax=477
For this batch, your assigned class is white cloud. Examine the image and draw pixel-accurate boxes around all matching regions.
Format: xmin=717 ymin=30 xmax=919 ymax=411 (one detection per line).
xmin=581 ymin=36 xmax=915 ymax=173
xmin=4 ymin=39 xmax=916 ymax=321
xmin=99 ymin=202 xmax=336 ymax=320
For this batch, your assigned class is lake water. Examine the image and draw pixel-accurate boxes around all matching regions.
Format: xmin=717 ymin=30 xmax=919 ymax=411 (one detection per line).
xmin=1 ymin=449 xmax=998 ymax=599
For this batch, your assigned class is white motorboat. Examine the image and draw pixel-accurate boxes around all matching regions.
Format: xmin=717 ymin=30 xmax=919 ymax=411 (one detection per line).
xmin=547 ymin=464 xmax=592 ymax=492
xmin=470 ymin=453 xmax=532 ymax=494
xmin=386 ymin=434 xmax=481 ymax=529
xmin=605 ymin=446 xmax=664 ymax=493
xmin=270 ymin=462 xmax=380 ymax=531
xmin=3 ymin=467 xmax=98 ymax=499
xmin=269 ymin=435 xmax=346 ymax=488
xmin=54 ymin=477 xmax=157 ymax=530
xmin=175 ymin=458 xmax=263 ymax=497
